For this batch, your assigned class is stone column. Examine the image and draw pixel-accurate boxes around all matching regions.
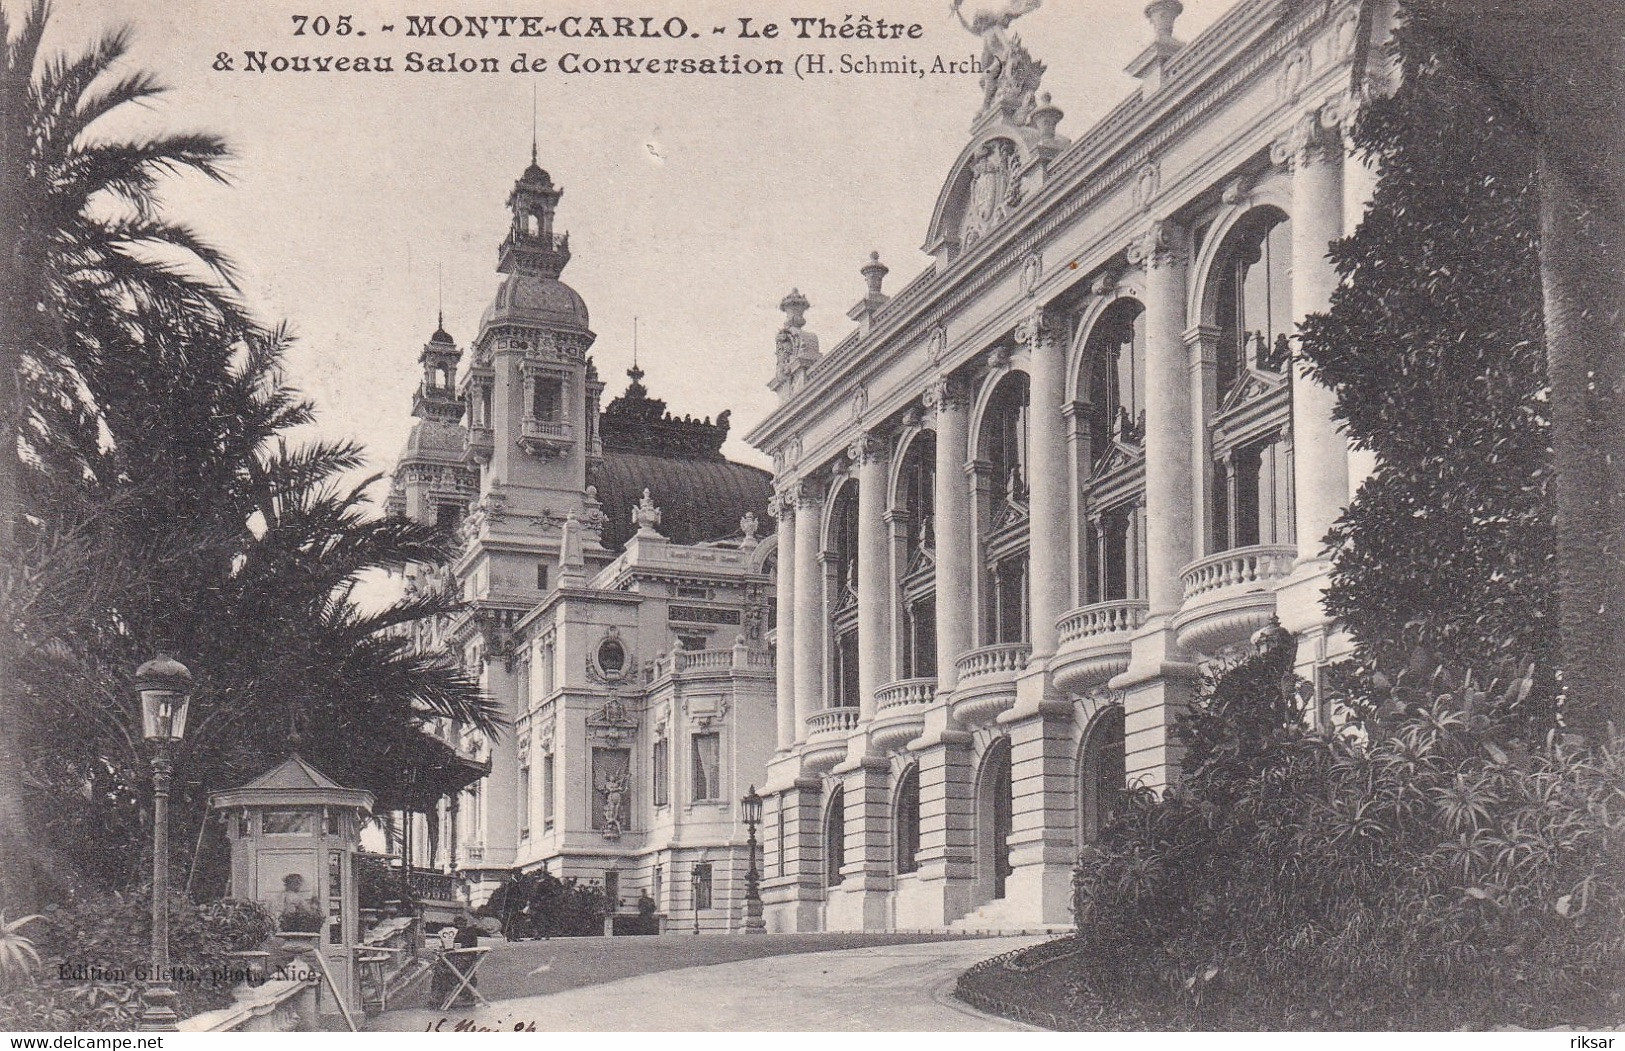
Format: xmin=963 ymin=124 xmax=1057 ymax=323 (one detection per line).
xmin=1274 ymin=114 xmax=1349 ymax=564
xmin=1016 ymin=306 xmax=1071 ymax=658
xmin=1110 ymin=219 xmax=1198 ymax=795
xmin=927 ymin=376 xmax=972 ymax=689
xmin=1134 ymin=220 xmax=1195 ymax=615
xmin=792 ymin=478 xmax=827 ymax=741
xmin=852 ymin=434 xmax=891 ymax=720
xmin=772 ymin=494 xmax=797 ymax=751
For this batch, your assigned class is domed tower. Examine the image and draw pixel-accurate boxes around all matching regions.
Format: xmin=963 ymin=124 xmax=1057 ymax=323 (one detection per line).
xmin=468 ymin=147 xmax=603 ymax=506
xmin=386 ymin=320 xmax=477 ymax=527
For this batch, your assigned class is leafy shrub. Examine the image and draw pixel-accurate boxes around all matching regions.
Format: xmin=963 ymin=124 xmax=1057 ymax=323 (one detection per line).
xmin=354 ymin=853 xmax=414 ymax=913
xmin=0 ymin=890 xmax=275 ymax=1031
xmin=478 ymin=872 xmax=610 ymax=939
xmin=1070 ymin=647 xmax=1624 ymax=1030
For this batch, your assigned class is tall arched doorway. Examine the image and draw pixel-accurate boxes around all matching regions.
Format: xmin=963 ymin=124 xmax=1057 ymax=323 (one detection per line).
xmin=976 ymin=739 xmax=1014 ymax=901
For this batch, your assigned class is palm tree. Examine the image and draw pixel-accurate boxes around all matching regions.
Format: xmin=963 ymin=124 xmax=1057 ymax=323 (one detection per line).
xmin=18 ymin=311 xmax=498 ymax=893
xmin=1 ymin=0 xmax=246 ymax=911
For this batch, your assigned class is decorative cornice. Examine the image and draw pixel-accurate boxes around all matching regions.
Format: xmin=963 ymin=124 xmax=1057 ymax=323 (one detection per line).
xmin=745 ymin=0 xmax=1366 ymax=461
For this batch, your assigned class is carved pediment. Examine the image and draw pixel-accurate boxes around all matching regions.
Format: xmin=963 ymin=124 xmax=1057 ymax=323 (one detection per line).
xmin=1091 ymin=438 xmax=1146 ymax=483
xmin=1217 ymin=365 xmax=1288 ymax=420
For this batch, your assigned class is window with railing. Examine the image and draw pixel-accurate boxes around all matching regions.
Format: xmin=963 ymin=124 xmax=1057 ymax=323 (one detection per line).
xmin=1085 ymin=300 xmax=1148 ymax=467
xmin=517 ymin=761 xmax=531 ymax=841
xmin=692 ymin=862 xmax=713 ymax=911
xmin=1208 ymin=208 xmax=1295 ymax=554
xmin=979 ymin=371 xmax=1030 ymax=645
xmin=541 ymin=752 xmax=555 ymax=830
xmin=896 ymin=432 xmax=938 ymax=679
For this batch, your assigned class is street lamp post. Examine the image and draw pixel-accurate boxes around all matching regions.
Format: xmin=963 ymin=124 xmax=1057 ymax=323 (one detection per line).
xmin=741 ymin=785 xmax=765 ymax=933
xmin=136 ymin=655 xmax=193 ymax=1033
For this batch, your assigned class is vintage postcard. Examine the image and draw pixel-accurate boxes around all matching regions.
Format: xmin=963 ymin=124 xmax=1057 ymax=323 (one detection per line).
xmin=1 ymin=0 xmax=1620 ymax=1038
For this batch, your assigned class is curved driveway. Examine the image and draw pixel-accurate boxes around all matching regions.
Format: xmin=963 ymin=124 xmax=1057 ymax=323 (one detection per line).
xmin=374 ymin=934 xmax=1044 ymax=1031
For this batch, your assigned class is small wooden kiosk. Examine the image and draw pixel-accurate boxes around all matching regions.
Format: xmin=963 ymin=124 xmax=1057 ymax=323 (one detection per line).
xmin=210 ymin=756 xmax=374 ymax=1024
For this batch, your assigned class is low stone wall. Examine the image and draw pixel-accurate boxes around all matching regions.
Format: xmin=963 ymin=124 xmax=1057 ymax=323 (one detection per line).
xmin=179 ymin=980 xmax=316 ymax=1033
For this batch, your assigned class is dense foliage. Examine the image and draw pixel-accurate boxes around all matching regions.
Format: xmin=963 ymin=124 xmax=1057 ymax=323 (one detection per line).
xmin=478 ymin=872 xmax=614 ymax=940
xmin=0 ymin=0 xmax=498 ymax=907
xmin=1068 ymin=645 xmax=1623 ymax=1029
xmin=1295 ymin=1 xmax=1555 ymax=690
xmin=0 ymin=892 xmax=274 ymax=1030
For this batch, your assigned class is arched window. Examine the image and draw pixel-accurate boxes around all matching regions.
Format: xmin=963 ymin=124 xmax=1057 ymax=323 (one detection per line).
xmin=1215 ymin=210 xmax=1293 ymax=398
xmin=825 ymin=787 xmax=846 ymax=888
xmin=1080 ymin=300 xmax=1148 ymax=607
xmin=1085 ymin=301 xmax=1148 ymax=462
xmin=894 ymin=767 xmax=921 ymax=875
xmin=977 ymin=740 xmax=1013 ymax=900
xmin=828 ymin=482 xmax=861 ymax=707
xmin=896 ymin=433 xmax=938 ymax=679
xmin=1077 ymin=707 xmax=1126 ymax=846
xmin=977 ymin=372 xmax=1030 ymax=646
xmin=1208 ymin=209 xmax=1296 ymax=554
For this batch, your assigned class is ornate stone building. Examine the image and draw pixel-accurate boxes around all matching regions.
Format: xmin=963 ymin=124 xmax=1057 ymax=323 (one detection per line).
xmin=746 ymin=0 xmax=1396 ymax=931
xmin=387 ymin=150 xmax=779 ymax=931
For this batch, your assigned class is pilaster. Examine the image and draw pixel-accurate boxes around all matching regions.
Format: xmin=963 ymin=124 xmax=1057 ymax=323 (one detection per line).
xmin=1130 ymin=219 xmax=1195 ymax=619
xmin=899 ymin=728 xmax=975 ymax=926
xmin=1000 ymin=705 xmax=1078 ymax=925
xmin=760 ymin=775 xmax=826 ymax=933
xmin=1273 ymin=106 xmax=1350 ymax=637
xmin=825 ymin=755 xmax=892 ymax=930
xmin=770 ymin=493 xmax=797 ymax=751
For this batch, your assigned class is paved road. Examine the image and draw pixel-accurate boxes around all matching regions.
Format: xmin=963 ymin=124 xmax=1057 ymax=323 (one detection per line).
xmin=373 ymin=934 xmax=1043 ymax=1031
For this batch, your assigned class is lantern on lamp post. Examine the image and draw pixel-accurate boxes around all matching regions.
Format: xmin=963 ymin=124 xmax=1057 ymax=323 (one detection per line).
xmin=741 ymin=785 xmax=765 ymax=933
xmin=135 ymin=655 xmax=192 ymax=1032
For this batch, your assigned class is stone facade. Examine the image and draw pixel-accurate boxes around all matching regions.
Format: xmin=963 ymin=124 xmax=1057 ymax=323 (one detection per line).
xmin=388 ymin=152 xmax=779 ymax=932
xmin=745 ymin=0 xmax=1397 ymax=931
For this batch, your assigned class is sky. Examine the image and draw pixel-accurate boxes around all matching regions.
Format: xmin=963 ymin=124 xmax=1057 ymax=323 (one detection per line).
xmin=38 ymin=0 xmax=1234 ymax=481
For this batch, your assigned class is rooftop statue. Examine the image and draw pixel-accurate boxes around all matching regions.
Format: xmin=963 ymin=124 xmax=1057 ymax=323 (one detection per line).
xmin=952 ymin=0 xmax=1046 ymax=125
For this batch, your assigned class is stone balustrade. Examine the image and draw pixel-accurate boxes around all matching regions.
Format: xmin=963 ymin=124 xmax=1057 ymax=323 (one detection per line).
xmin=1052 ymin=599 xmax=1149 ymax=693
xmin=1173 ymin=544 xmax=1298 ymax=655
xmin=804 ymin=706 xmax=861 ymax=735
xmin=677 ymin=648 xmax=734 ymax=671
xmin=950 ymin=643 xmax=1031 ymax=727
xmin=1057 ymin=599 xmax=1149 ymax=645
xmin=875 ymin=676 xmax=938 ymax=711
xmin=179 ymin=980 xmax=315 ymax=1033
xmin=954 ymin=642 xmax=1032 ymax=684
xmin=870 ymin=676 xmax=938 ymax=752
xmin=1180 ymin=544 xmax=1298 ymax=601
